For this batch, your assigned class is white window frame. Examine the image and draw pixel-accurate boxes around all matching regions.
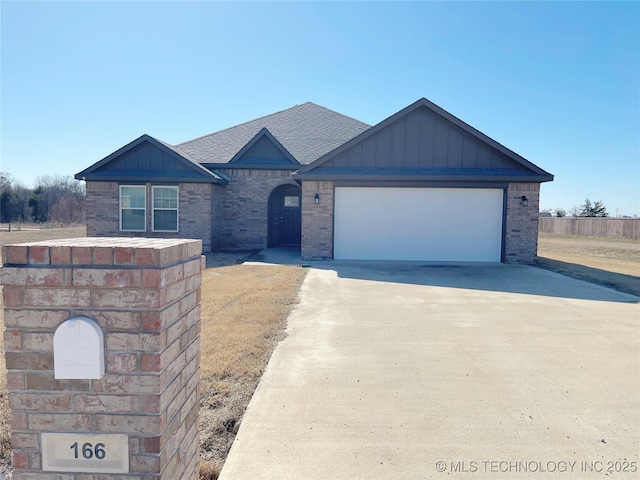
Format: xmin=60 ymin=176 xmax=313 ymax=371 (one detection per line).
xmin=119 ymin=185 xmax=146 ymax=232
xmin=152 ymin=185 xmax=179 ymax=232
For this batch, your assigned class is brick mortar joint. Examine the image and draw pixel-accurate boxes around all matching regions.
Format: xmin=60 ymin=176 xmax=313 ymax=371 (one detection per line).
xmin=1 ymin=257 xmax=203 ymax=270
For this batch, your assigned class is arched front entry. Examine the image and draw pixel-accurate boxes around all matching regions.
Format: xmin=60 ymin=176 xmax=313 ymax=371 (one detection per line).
xmin=268 ymin=184 xmax=302 ymax=247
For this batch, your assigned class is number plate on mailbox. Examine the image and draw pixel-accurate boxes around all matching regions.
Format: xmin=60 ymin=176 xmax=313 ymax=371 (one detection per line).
xmin=42 ymin=433 xmax=129 ymax=473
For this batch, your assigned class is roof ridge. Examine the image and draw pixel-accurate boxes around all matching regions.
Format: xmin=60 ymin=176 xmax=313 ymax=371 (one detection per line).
xmin=176 ymin=102 xmax=316 ymax=147
xmin=176 ymin=102 xmax=369 ymax=147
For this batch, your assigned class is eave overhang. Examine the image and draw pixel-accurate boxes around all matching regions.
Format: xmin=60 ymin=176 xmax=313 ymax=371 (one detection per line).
xmin=77 ymin=170 xmax=229 ymax=184
xmin=293 ymin=168 xmax=553 ymax=183
xmin=203 ymin=163 xmax=299 ymax=171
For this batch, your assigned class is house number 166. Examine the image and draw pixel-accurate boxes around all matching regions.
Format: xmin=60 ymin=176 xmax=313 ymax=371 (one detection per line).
xmin=70 ymin=442 xmax=106 ymax=460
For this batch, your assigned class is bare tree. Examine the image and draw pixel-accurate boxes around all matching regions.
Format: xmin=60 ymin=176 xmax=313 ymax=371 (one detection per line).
xmin=30 ymin=175 xmax=85 ymax=223
xmin=568 ymin=205 xmax=581 ymax=217
xmin=554 ymin=208 xmax=567 ymax=217
xmin=49 ymin=194 xmax=86 ymax=224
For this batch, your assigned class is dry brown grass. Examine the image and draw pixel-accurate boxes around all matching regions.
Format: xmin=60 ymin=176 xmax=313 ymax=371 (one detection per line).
xmin=198 ymin=264 xmax=307 ymax=476
xmin=0 ymin=225 xmax=87 ymax=250
xmin=537 ymin=233 xmax=640 ymax=296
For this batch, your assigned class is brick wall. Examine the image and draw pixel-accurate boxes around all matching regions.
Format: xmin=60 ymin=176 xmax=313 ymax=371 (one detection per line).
xmin=218 ymin=169 xmax=298 ymax=250
xmin=1 ymin=238 xmax=202 ymax=479
xmin=504 ymin=182 xmax=540 ymax=263
xmin=301 ymin=181 xmax=334 ymax=260
xmin=85 ymin=182 xmax=119 ymax=237
xmin=85 ymin=182 xmax=216 ymax=251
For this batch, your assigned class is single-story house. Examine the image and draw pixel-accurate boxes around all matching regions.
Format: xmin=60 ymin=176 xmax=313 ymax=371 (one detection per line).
xmin=76 ymin=98 xmax=553 ymax=263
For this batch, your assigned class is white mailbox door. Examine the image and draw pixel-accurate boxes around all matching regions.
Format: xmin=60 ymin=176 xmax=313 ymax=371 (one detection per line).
xmin=53 ymin=316 xmax=105 ymax=379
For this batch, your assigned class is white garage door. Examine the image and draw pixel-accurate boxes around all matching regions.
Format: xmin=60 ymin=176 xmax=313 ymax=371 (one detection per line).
xmin=334 ymin=187 xmax=504 ymax=262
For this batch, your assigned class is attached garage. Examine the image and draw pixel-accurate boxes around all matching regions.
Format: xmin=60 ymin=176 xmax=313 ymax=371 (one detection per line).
xmin=334 ymin=187 xmax=504 ymax=262
xmin=294 ymin=98 xmax=554 ymax=263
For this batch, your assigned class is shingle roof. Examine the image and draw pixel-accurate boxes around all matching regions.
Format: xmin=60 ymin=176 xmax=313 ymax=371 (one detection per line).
xmin=175 ymin=102 xmax=371 ymax=166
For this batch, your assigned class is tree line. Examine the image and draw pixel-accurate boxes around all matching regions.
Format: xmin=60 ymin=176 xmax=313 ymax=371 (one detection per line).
xmin=542 ymin=198 xmax=610 ymax=218
xmin=0 ymin=172 xmax=86 ymax=225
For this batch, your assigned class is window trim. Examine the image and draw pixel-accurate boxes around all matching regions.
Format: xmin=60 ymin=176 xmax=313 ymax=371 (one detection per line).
xmin=152 ymin=185 xmax=179 ymax=232
xmin=119 ymin=185 xmax=147 ymax=232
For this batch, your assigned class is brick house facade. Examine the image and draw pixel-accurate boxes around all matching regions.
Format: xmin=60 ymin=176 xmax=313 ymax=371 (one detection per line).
xmin=77 ymin=99 xmax=553 ymax=263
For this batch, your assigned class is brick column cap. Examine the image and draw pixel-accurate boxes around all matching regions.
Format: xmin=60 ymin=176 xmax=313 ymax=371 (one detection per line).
xmin=2 ymin=237 xmax=202 ymax=268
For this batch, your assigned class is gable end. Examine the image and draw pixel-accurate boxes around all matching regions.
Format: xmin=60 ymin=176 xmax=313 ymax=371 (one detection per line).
xmin=229 ymin=128 xmax=300 ymax=166
xmin=75 ymin=135 xmax=228 ymax=184
xmin=295 ymin=98 xmax=553 ymax=183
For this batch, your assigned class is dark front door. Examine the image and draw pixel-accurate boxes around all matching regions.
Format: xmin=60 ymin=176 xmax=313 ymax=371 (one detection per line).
xmin=268 ymin=184 xmax=302 ymax=246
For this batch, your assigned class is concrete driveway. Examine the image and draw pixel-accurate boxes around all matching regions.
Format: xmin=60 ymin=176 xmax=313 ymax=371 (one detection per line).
xmin=219 ymin=263 xmax=639 ymax=480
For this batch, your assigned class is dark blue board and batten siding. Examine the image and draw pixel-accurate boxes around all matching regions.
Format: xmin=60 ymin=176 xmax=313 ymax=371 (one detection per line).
xmin=102 ymin=142 xmax=194 ymax=175
xmin=324 ymin=107 xmax=527 ymax=172
xmin=234 ymin=136 xmax=291 ymax=164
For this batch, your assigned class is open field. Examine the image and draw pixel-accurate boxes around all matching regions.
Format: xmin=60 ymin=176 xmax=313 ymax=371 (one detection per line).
xmin=537 ymin=233 xmax=640 ymax=296
xmin=0 ymin=226 xmax=86 ymax=250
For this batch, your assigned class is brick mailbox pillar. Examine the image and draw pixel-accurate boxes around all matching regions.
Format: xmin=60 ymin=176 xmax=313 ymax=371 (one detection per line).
xmin=1 ymin=238 xmax=203 ymax=480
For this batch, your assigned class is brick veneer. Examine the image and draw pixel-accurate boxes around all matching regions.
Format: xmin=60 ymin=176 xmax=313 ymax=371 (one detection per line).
xmin=1 ymin=238 xmax=203 ymax=479
xmin=85 ymin=182 xmax=219 ymax=251
xmin=504 ymin=182 xmax=541 ymax=263
xmin=218 ymin=169 xmax=298 ymax=250
xmin=301 ymin=181 xmax=334 ymax=260
xmin=85 ymin=173 xmax=298 ymax=252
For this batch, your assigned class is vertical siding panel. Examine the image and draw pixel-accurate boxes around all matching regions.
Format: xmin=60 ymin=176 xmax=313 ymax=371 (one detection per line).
xmin=150 ymin=145 xmax=161 ymax=168
xmin=345 ymin=149 xmax=354 ymax=168
xmin=448 ymin=128 xmax=463 ymax=168
xmin=404 ymin=110 xmax=420 ymax=168
xmin=118 ymin=153 xmax=130 ymax=170
xmin=130 ymin=146 xmax=139 ymax=170
xmin=477 ymin=145 xmax=492 ymax=168
xmin=347 ymin=143 xmax=363 ymax=168
xmin=375 ymin=128 xmax=391 ymax=167
xmin=139 ymin=144 xmax=151 ymax=170
xmin=418 ymin=109 xmax=435 ymax=168
xmin=162 ymin=152 xmax=171 ymax=170
xmin=491 ymin=152 xmax=510 ymax=168
xmin=390 ymin=119 xmax=406 ymax=167
xmin=122 ymin=146 xmax=135 ymax=170
xmin=434 ymin=119 xmax=449 ymax=168
xmin=462 ymin=135 xmax=477 ymax=168
xmin=361 ymin=136 xmax=376 ymax=167
xmin=332 ymin=152 xmax=348 ymax=168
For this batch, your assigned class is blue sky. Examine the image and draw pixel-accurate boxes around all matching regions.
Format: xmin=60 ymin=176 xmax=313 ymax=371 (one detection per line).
xmin=1 ymin=1 xmax=638 ymax=216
